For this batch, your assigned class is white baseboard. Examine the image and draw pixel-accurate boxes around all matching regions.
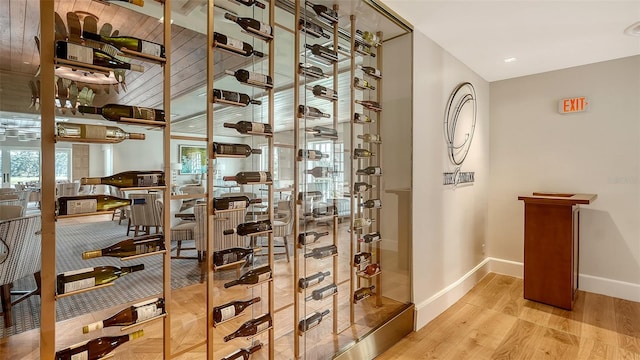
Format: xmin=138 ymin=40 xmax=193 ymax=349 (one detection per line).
xmin=414 ymin=257 xmax=640 ymax=331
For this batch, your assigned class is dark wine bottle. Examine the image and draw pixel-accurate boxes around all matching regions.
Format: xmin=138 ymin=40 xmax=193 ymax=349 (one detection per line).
xmin=55 ymin=330 xmax=144 ymax=360
xmin=213 ymin=247 xmax=255 ymax=267
xmin=224 ymin=266 xmax=272 ymax=289
xmin=81 ymin=170 xmax=164 ymax=188
xmin=306 ymin=2 xmax=339 ymax=24
xmin=56 ymin=264 xmax=144 ymax=294
xmin=307 ymin=84 xmax=338 ymax=100
xmin=354 ymin=42 xmax=376 ymax=57
xmin=360 ymin=199 xmax=382 ymax=209
xmin=305 ymin=283 xmax=338 ymax=301
xmin=305 ymin=43 xmax=338 ymax=63
xmin=354 ymin=182 xmax=375 ymax=193
xmin=355 ymin=100 xmax=382 ymax=112
xmin=55 ymin=41 xmax=144 ymax=72
xmin=305 ymin=167 xmax=332 ymax=178
xmin=359 ymin=65 xmax=382 ymax=78
xmin=56 ymin=122 xmax=145 ymax=143
xmin=356 ymin=166 xmax=382 ymax=176
xmin=57 ymin=195 xmax=131 ymax=215
xmin=298 ymin=271 xmax=331 ymax=290
xmin=353 ymin=252 xmax=372 ymax=265
xmin=225 ymin=69 xmax=273 ymax=88
xmin=306 ymin=126 xmax=338 ymax=139
xmin=224 ymin=13 xmax=273 ymax=40
xmin=354 ymin=148 xmax=375 ymax=158
xmin=304 ymin=245 xmax=338 ymax=259
xmin=223 ymin=171 xmax=273 ymax=184
xmin=354 ymin=77 xmax=376 ymax=91
xmin=82 ymin=298 xmax=164 ymax=333
xmin=358 ymin=134 xmax=382 ymax=143
xmin=297 ymin=149 xmax=329 ymax=161
xmin=298 ymin=309 xmax=330 ymax=333
xmin=214 ymin=32 xmax=264 ymax=58
xmin=223 ymin=313 xmax=272 ymax=342
xmin=298 ymin=105 xmax=331 ymax=119
xmin=229 ymin=0 xmax=266 ymax=9
xmin=213 ymin=142 xmax=262 ymax=158
xmin=223 ymin=220 xmax=272 ymax=236
xmin=82 ymin=235 xmax=165 ymax=259
xmin=358 ymin=263 xmax=381 ymax=276
xmin=213 ymin=197 xmax=262 ymax=211
xmin=223 ymin=121 xmax=273 ymax=135
xmin=360 ymin=232 xmax=382 ymax=243
xmin=78 ymin=104 xmax=165 ymax=123
xmin=82 ymin=30 xmax=165 ymax=58
xmin=298 ymin=62 xmax=326 ymax=79
xmin=214 ymin=297 xmax=261 ymax=323
xmin=354 ymin=113 xmax=374 ymax=124
xmin=213 ymin=89 xmax=262 ymax=107
xmin=220 ymin=342 xmax=263 ymax=360
xmin=299 ymin=19 xmax=331 ymax=39
xmin=297 ymin=231 xmax=329 ymax=246
xmin=353 ymin=285 xmax=376 ymax=303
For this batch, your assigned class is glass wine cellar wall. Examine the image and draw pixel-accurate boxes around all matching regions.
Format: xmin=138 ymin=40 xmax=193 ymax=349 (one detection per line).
xmin=0 ymin=0 xmax=412 ymax=359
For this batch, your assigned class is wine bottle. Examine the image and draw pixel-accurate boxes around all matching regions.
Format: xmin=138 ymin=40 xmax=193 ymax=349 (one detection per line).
xmin=213 ymin=197 xmax=262 ymax=211
xmin=355 ymin=100 xmax=382 ymax=112
xmin=305 ymin=283 xmax=338 ymax=301
xmin=230 ymin=0 xmax=266 ymax=9
xmin=298 ymin=271 xmax=331 ymax=290
xmin=357 ymin=29 xmax=381 ymax=47
xmin=224 ymin=313 xmax=272 ymax=342
xmin=82 ymin=31 xmax=165 ymax=58
xmin=82 ymin=235 xmax=165 ymax=260
xmin=307 ymin=84 xmax=338 ymax=100
xmin=57 ymin=195 xmax=131 ymax=215
xmin=304 ymin=245 xmax=338 ymax=259
xmin=223 ymin=220 xmax=272 ymax=236
xmin=220 ymin=342 xmax=263 ymax=360
xmin=223 ymin=121 xmax=273 ymax=135
xmin=354 ymin=42 xmax=376 ymax=57
xmin=213 ymin=142 xmax=262 ymax=158
xmin=353 ymin=217 xmax=374 ymax=229
xmin=56 ymin=264 xmax=144 ymax=294
xmin=225 ymin=69 xmax=273 ymax=88
xmin=358 ymin=65 xmax=382 ymax=78
xmin=224 ymin=266 xmax=272 ymax=289
xmin=214 ymin=297 xmax=261 ymax=323
xmin=82 ymin=298 xmax=165 ymax=333
xmin=213 ymin=247 xmax=255 ymax=267
xmin=299 ymin=19 xmax=331 ymax=39
xmin=298 ymin=309 xmax=330 ymax=333
xmin=213 ymin=89 xmax=262 ymax=107
xmin=305 ymin=167 xmax=331 ymax=178
xmin=81 ymin=170 xmax=165 ymax=188
xmin=353 ymin=285 xmax=376 ymax=303
xmin=298 ymin=105 xmax=331 ymax=119
xmin=297 ymin=149 xmax=329 ymax=161
xmin=78 ymin=104 xmax=165 ymax=123
xmin=54 ymin=330 xmax=144 ymax=360
xmin=297 ymin=231 xmax=329 ymax=246
xmin=354 ymin=148 xmax=375 ymax=158
xmin=55 ymin=41 xmax=144 ymax=72
xmin=307 ymin=126 xmax=338 ymax=139
xmin=358 ymin=263 xmax=381 ymax=276
xmin=354 ymin=252 xmax=372 ymax=265
xmin=223 ymin=171 xmax=273 ymax=184
xmin=306 ymin=2 xmax=339 ymax=24
xmin=214 ymin=32 xmax=264 ymax=58
xmin=360 ymin=199 xmax=382 ymax=209
xmin=358 ymin=134 xmax=382 ymax=143
xmin=312 ymin=205 xmax=336 ymax=217
xmin=56 ymin=123 xmax=145 ymax=143
xmin=360 ymin=232 xmax=382 ymax=244
xmin=356 ymin=166 xmax=382 ymax=176
xmin=354 ymin=113 xmax=374 ymax=124
xmin=305 ymin=43 xmax=338 ymax=63
xmin=354 ymin=77 xmax=376 ymax=91
xmin=354 ymin=182 xmax=375 ymax=193
xmin=224 ymin=13 xmax=273 ymax=40
xmin=298 ymin=62 xmax=325 ymax=79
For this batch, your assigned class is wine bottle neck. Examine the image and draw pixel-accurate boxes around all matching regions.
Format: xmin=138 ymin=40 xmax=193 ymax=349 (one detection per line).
xmin=224 ymin=13 xmax=239 ymax=23
xmin=78 ymin=106 xmax=101 ymax=115
xmin=81 ymin=250 xmax=102 ymax=260
xmin=80 ymin=177 xmax=102 ymax=185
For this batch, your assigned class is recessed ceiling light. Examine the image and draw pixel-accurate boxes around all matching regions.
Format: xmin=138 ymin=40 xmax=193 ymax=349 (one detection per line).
xmin=624 ymin=21 xmax=640 ymax=36
xmin=188 ymin=125 xmax=195 ymax=128
xmin=197 ymin=92 xmax=207 ymax=97
xmin=159 ymin=17 xmax=174 ymax=24
xmin=504 ymin=57 xmax=517 ymax=63
xmin=23 ymin=61 xmax=30 ymax=65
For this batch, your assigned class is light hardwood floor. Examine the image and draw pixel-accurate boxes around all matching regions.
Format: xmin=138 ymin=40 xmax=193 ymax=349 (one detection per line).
xmin=378 ymin=273 xmax=640 ymax=360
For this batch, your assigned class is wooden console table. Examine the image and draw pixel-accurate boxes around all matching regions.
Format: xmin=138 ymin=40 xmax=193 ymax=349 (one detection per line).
xmin=517 ymin=192 xmax=597 ymax=310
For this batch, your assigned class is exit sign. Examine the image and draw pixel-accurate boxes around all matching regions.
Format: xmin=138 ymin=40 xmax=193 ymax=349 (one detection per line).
xmin=559 ymin=96 xmax=589 ymax=114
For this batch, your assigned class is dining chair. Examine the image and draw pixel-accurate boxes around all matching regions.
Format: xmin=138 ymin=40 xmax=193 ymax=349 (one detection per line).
xmin=179 ymin=185 xmax=205 ymax=211
xmin=272 ymin=199 xmax=293 ymax=262
xmin=155 ymin=199 xmax=197 ymax=260
xmin=0 ymin=215 xmax=42 ymax=327
xmin=0 ymin=205 xmax=25 ymax=220
xmin=128 ymin=193 xmax=162 ymax=237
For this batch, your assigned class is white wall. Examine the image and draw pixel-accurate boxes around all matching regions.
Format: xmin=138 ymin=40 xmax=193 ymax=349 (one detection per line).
xmin=489 ymin=56 xmax=640 ymax=301
xmin=412 ymin=30 xmax=491 ymax=329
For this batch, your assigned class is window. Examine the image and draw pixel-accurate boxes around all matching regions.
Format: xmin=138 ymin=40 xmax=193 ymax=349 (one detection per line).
xmin=7 ymin=148 xmax=71 ymax=185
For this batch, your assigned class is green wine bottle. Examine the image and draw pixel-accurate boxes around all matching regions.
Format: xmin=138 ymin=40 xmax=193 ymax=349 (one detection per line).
xmin=56 ymin=264 xmax=145 ymax=294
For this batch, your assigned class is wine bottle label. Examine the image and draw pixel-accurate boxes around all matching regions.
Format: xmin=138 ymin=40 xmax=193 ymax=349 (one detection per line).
xmin=65 ymin=43 xmax=94 ymax=64
xmin=64 ymin=277 xmax=96 ymax=293
xmin=81 ymin=125 xmax=107 ymax=139
xmin=307 ymin=277 xmax=321 ymax=286
xmin=258 ymin=172 xmax=267 ymax=183
xmin=228 ymin=201 xmax=246 ymax=209
xmin=259 ymin=23 xmax=272 ymax=35
xmin=307 ymin=318 xmax=320 ymax=329
xmin=66 ymin=199 xmax=97 ymax=214
xmin=308 ymin=150 xmax=317 ymax=159
xmin=257 ymin=272 xmax=271 ymax=282
xmin=83 ymin=321 xmax=103 ymax=333
xmin=247 ymin=71 xmax=268 ymax=84
xmin=70 ymin=350 xmax=89 ymax=360
xmin=250 ymin=123 xmax=265 ymax=133
xmin=220 ymin=305 xmax=236 ymax=321
xmin=324 ymin=89 xmax=336 ymax=97
xmin=132 ymin=106 xmax=157 ymax=121
xmin=136 ymin=174 xmax=162 ymax=187
xmin=222 ymin=253 xmax=239 ymax=264
xmin=136 ymin=303 xmax=161 ymax=322
xmin=140 ymin=40 xmax=162 ymax=57
xmin=256 ymin=321 xmax=269 ymax=332
xmin=320 ymin=287 xmax=335 ymax=298
xmin=227 ymin=37 xmax=244 ymax=51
